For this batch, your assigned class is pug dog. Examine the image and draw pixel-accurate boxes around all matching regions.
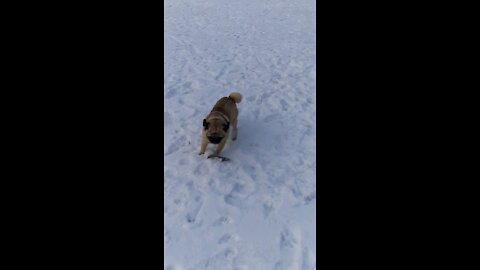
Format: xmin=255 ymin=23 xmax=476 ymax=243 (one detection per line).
xmin=199 ymin=92 xmax=242 ymax=160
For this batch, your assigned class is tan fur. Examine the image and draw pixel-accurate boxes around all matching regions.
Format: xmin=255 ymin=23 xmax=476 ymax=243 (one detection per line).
xmin=199 ymin=92 xmax=242 ymax=157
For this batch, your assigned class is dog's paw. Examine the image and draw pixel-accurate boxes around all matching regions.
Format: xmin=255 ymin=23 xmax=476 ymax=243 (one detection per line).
xmin=199 ymin=152 xmax=205 ymax=155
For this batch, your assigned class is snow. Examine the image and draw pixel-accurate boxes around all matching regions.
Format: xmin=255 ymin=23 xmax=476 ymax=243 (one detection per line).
xmin=164 ymin=0 xmax=316 ymax=269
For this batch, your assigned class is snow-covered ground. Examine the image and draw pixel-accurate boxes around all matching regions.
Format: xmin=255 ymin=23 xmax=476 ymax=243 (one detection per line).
xmin=164 ymin=0 xmax=316 ymax=269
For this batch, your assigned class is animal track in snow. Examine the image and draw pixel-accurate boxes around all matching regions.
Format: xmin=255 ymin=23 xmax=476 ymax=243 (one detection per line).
xmin=274 ymin=228 xmax=302 ymax=270
xmin=165 ymin=88 xmax=178 ymax=99
xmin=213 ymin=216 xmax=233 ymax=227
xmin=218 ymin=233 xmax=240 ymax=244
xmin=185 ymin=192 xmax=204 ymax=224
xmin=165 ymin=135 xmax=186 ymax=156
xmin=263 ymin=114 xmax=281 ymax=123
xmin=188 ymin=247 xmax=238 ymax=270
xmin=224 ymin=182 xmax=255 ymax=207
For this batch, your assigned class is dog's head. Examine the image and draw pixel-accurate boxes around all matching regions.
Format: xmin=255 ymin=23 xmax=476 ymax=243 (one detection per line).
xmin=203 ymin=118 xmax=229 ymax=144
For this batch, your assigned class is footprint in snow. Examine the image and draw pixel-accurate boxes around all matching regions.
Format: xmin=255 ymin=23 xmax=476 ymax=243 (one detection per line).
xmin=218 ymin=233 xmax=240 ymax=244
xmin=165 ymin=135 xmax=186 ymax=156
xmin=246 ymin=96 xmax=256 ymax=102
xmin=264 ymin=114 xmax=280 ymax=123
xmin=194 ymin=163 xmax=210 ymax=175
xmin=224 ymin=247 xmax=237 ymax=260
xmin=301 ymin=247 xmax=316 ymax=270
xmin=189 ymin=247 xmax=238 ymax=269
xmin=304 ymin=192 xmax=316 ymax=204
xmin=274 ymin=228 xmax=302 ymax=270
xmin=263 ymin=200 xmax=275 ymax=218
xmin=185 ymin=192 xmax=204 ymax=224
xmin=165 ymin=88 xmax=178 ymax=99
xmin=213 ymin=216 xmax=233 ymax=226
xmin=224 ymin=182 xmax=254 ymax=207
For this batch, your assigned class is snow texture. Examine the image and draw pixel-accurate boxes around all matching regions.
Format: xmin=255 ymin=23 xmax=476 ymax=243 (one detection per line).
xmin=164 ymin=0 xmax=316 ymax=269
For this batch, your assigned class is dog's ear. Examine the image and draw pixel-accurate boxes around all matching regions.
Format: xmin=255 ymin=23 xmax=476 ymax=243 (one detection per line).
xmin=203 ymin=119 xmax=209 ymax=130
xmin=223 ymin=122 xmax=230 ymax=132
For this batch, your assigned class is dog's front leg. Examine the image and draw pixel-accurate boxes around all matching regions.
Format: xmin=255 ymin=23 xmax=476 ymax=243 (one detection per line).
xmin=213 ymin=137 xmax=228 ymax=156
xmin=199 ymin=131 xmax=208 ymax=155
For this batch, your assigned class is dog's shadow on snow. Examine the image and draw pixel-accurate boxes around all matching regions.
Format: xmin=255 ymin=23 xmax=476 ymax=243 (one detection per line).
xmin=224 ymin=116 xmax=284 ymax=156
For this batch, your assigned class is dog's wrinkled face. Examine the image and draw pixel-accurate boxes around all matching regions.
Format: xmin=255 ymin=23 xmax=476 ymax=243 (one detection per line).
xmin=203 ymin=118 xmax=229 ymax=144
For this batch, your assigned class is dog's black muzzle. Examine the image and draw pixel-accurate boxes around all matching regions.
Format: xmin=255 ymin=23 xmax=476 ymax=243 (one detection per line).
xmin=207 ymin=136 xmax=223 ymax=144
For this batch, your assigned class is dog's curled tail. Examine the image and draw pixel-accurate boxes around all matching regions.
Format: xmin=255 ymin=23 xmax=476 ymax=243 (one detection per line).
xmin=229 ymin=92 xmax=242 ymax=103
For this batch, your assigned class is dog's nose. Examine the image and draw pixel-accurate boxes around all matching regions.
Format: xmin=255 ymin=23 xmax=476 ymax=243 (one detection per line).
xmin=208 ymin=136 xmax=223 ymax=144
